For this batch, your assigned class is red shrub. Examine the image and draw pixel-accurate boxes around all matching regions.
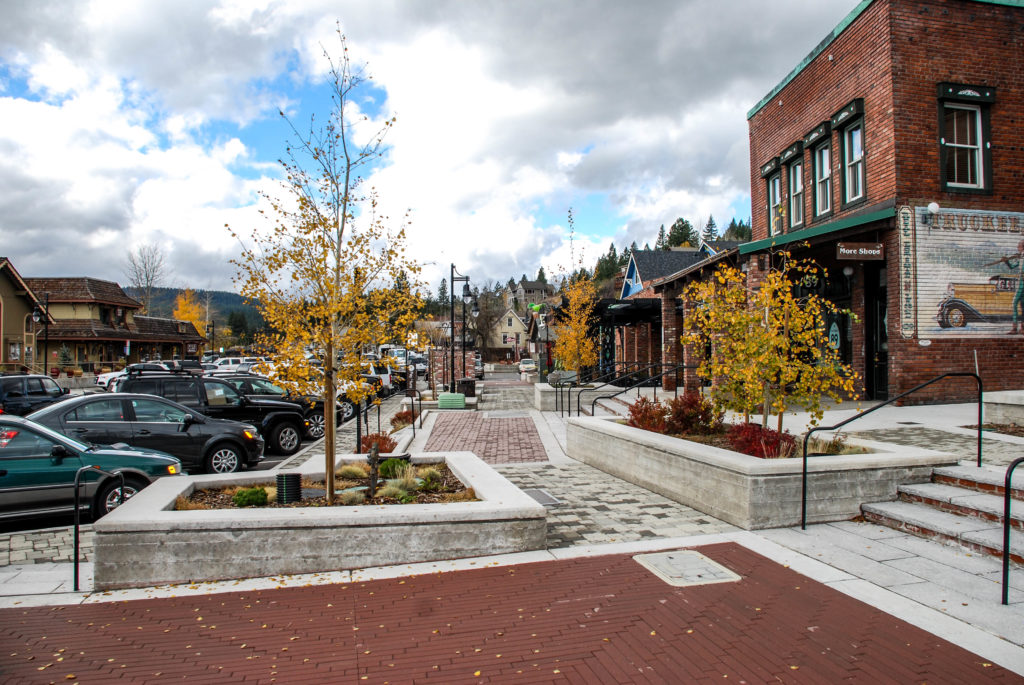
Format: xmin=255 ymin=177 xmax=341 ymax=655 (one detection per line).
xmin=626 ymin=397 xmax=668 ymax=433
xmin=390 ymin=409 xmax=417 ymax=430
xmin=665 ymin=391 xmax=724 ymax=435
xmin=727 ymin=422 xmax=797 ymax=459
xmin=361 ymin=432 xmax=397 ymax=453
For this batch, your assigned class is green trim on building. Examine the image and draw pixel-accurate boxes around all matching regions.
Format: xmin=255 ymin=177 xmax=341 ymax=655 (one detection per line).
xmin=746 ymin=0 xmax=1024 ymax=120
xmin=739 ymin=207 xmax=895 ymax=255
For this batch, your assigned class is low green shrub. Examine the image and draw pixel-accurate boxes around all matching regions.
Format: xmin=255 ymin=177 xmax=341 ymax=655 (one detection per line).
xmin=378 ymin=457 xmax=406 ymax=479
xmin=337 ymin=463 xmax=370 ymax=480
xmin=377 ymin=484 xmax=407 ymax=500
xmin=232 ymin=487 xmax=268 ymax=507
xmin=417 ymin=466 xmax=442 ymax=490
xmin=339 ymin=490 xmax=365 ymax=505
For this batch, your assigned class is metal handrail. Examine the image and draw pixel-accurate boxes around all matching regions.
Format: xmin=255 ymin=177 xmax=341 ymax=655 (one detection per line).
xmin=801 ymin=371 xmax=982 ymax=530
xmin=74 ymin=464 xmax=124 ymax=592
xmin=1002 ymin=457 xmax=1024 ymax=605
xmin=405 ymin=388 xmax=424 ymax=436
xmin=556 ymin=364 xmax=632 ymax=418
xmin=577 ymin=361 xmax=687 ymax=417
xmin=589 ymin=363 xmax=696 ymax=417
xmin=575 ymin=363 xmax=659 ymax=417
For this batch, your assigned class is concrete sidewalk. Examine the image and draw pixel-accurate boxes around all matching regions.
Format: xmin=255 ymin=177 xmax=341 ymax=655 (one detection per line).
xmin=2 ymin=386 xmax=1024 ymax=679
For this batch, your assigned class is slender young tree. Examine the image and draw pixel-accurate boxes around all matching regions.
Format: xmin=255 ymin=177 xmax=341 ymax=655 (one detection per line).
xmin=124 ymin=243 xmax=168 ymax=314
xmin=230 ymin=29 xmax=422 ymax=502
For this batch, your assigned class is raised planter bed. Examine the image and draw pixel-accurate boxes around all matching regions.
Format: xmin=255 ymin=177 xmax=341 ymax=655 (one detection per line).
xmin=566 ymin=417 xmax=958 ymax=530
xmin=92 ymin=451 xmax=546 ymax=590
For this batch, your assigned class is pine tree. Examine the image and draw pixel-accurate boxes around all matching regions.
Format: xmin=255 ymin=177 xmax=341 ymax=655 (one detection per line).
xmin=536 ymin=266 xmax=547 ymax=283
xmin=723 ymin=218 xmax=752 ymax=242
xmin=667 ymin=218 xmax=697 ymax=248
xmin=655 ymin=225 xmax=667 ymax=250
xmin=437 ymin=278 xmax=449 ymax=305
xmin=702 ymin=215 xmax=718 ymax=242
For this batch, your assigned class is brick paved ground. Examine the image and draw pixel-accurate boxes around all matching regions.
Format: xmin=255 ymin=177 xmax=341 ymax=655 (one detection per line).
xmin=1 ymin=543 xmax=1015 ymax=683
xmin=424 ymin=413 xmax=547 ymax=463
xmin=495 ymin=463 xmax=734 ymax=548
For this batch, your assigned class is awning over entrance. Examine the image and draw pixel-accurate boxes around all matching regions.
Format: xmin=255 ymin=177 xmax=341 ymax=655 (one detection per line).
xmin=594 ymin=298 xmax=662 ymax=326
xmin=740 ymin=205 xmax=895 ymax=255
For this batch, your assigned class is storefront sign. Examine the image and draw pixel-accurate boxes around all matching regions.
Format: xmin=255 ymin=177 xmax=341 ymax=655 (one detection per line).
xmin=837 ymin=242 xmax=884 ymax=260
xmin=897 ymin=206 xmax=916 ymax=339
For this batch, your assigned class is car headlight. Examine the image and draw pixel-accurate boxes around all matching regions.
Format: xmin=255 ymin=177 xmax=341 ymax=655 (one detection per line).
xmin=243 ymin=429 xmax=257 ymax=440
xmin=167 ymin=464 xmax=179 ymax=475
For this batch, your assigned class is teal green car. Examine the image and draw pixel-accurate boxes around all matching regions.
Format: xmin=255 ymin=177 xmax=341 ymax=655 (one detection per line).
xmin=0 ymin=415 xmax=182 ymax=520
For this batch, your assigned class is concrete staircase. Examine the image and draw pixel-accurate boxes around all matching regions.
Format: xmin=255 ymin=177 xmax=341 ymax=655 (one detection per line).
xmin=578 ymin=395 xmax=632 ymax=418
xmin=862 ymin=464 xmax=1024 ymax=564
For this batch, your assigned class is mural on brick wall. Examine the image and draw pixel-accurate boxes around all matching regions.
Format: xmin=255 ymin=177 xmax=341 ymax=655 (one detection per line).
xmin=912 ymin=207 xmax=1024 ymax=337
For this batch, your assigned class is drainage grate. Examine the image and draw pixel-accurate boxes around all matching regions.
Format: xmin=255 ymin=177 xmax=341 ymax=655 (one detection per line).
xmin=633 ymin=550 xmax=741 ymax=587
xmin=522 ymin=488 xmax=562 ymax=507
xmin=897 ymin=421 xmax=921 ymax=425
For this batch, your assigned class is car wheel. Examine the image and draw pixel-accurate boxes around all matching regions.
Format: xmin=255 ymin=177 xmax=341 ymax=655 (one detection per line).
xmin=340 ymin=400 xmax=356 ymax=423
xmin=944 ymin=305 xmax=967 ymax=328
xmin=271 ymin=422 xmax=302 ymax=455
xmin=205 ymin=444 xmax=243 ymax=474
xmin=93 ymin=475 xmax=147 ymax=518
xmin=305 ymin=411 xmax=326 ymax=440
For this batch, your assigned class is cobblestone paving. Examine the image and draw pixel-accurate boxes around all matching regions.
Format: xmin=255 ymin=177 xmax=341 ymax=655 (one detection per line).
xmin=0 ymin=527 xmax=93 ymax=566
xmin=494 ymin=463 xmax=736 ymax=548
xmin=423 ymin=413 xmax=548 ymax=463
xmin=850 ymin=426 xmax=1024 ymax=466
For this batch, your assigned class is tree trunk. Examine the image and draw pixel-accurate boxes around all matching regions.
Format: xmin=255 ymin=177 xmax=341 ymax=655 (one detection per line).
xmin=324 ymin=338 xmax=335 ymax=504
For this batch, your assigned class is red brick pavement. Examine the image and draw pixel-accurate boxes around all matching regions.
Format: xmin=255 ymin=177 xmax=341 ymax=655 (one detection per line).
xmin=424 ymin=413 xmax=547 ymax=463
xmin=1 ymin=543 xmax=1018 ymax=684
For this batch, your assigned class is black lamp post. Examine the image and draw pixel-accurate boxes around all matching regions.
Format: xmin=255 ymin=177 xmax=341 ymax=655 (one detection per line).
xmin=449 ymin=264 xmax=471 ymax=390
xmin=31 ymin=294 xmax=49 ymax=376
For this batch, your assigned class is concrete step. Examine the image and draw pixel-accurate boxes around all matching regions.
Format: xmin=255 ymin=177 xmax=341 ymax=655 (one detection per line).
xmin=862 ymin=500 xmax=1024 ymax=564
xmin=932 ymin=464 xmax=1024 ymax=501
xmin=899 ymin=482 xmax=1024 ymax=530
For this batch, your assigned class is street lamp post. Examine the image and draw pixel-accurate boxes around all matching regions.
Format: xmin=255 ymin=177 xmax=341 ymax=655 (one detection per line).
xmin=449 ymin=264 xmax=471 ymax=390
xmin=31 ymin=294 xmax=50 ymax=376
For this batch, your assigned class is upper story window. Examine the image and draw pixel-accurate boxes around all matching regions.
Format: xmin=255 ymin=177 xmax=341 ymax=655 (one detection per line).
xmin=814 ymin=144 xmax=832 ymax=217
xmin=768 ymin=173 xmax=783 ymax=235
xmin=832 ymin=99 xmax=865 ymax=208
xmin=788 ymin=161 xmax=804 ymax=229
xmin=938 ymin=83 xmax=993 ymax=193
xmin=843 ymin=124 xmax=865 ymax=203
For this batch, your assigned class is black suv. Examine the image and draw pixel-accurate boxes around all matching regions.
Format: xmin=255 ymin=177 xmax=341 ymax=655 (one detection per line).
xmin=214 ymin=374 xmax=354 ymax=440
xmin=118 ymin=371 xmax=307 ymax=455
xmin=0 ymin=374 xmax=68 ymax=416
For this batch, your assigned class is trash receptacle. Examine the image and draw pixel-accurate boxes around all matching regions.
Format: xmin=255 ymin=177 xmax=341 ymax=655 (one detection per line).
xmin=456 ymin=378 xmax=476 ymax=398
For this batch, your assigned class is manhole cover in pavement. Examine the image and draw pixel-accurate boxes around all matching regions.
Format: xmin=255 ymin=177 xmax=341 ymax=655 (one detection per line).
xmin=633 ymin=550 xmax=741 ymax=587
xmin=522 ymin=488 xmax=561 ymax=506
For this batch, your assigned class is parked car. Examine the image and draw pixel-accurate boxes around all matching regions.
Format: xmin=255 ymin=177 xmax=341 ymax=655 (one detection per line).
xmin=100 ymin=362 xmax=171 ymax=392
xmin=117 ymin=371 xmax=308 ymax=455
xmin=0 ymin=374 xmax=68 ymax=415
xmin=518 ymin=359 xmax=538 ymax=373
xmin=215 ymin=374 xmax=353 ymax=439
xmin=209 ymin=357 xmax=245 ymax=372
xmin=28 ymin=393 xmax=265 ymax=474
xmin=0 ymin=414 xmax=182 ymax=520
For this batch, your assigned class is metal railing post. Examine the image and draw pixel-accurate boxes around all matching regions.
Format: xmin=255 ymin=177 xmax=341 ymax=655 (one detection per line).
xmin=1002 ymin=457 xmax=1024 ymax=605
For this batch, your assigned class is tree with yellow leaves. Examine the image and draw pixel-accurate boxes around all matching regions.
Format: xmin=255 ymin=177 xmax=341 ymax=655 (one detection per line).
xmin=229 ymin=29 xmax=422 ymax=502
xmin=172 ymin=289 xmax=205 ymax=333
xmin=682 ymin=250 xmax=859 ymax=430
xmin=552 ymin=209 xmax=598 ymax=375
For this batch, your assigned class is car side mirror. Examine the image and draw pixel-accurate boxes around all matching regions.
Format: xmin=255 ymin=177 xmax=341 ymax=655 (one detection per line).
xmin=62 ymin=387 xmax=69 ymax=395
xmin=50 ymin=444 xmax=70 ymax=462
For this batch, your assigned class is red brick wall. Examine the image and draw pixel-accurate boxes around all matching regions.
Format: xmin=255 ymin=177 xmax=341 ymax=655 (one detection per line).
xmin=748 ymin=0 xmax=895 ymax=240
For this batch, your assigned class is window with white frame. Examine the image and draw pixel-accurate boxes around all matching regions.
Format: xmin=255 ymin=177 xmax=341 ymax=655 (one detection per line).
xmin=788 ymin=161 xmax=804 ymax=229
xmin=813 ymin=144 xmax=831 ymax=217
xmin=938 ymin=83 xmax=993 ymax=193
xmin=943 ymin=104 xmax=982 ymax=188
xmin=768 ymin=173 xmax=783 ymax=235
xmin=842 ymin=123 xmax=865 ymax=204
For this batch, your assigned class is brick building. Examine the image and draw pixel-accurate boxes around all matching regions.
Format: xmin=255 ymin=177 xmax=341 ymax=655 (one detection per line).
xmin=652 ymin=0 xmax=1023 ymax=401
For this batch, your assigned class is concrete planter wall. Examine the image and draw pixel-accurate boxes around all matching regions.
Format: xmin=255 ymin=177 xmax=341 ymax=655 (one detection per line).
xmin=534 ymin=383 xmax=621 ymax=412
xmin=566 ymin=417 xmax=958 ymax=530
xmin=93 ymin=451 xmax=546 ymax=590
xmin=984 ymin=391 xmax=1024 ymax=424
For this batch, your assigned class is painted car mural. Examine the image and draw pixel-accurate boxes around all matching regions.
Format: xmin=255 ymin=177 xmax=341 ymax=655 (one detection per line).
xmin=936 ymin=275 xmax=1017 ymax=328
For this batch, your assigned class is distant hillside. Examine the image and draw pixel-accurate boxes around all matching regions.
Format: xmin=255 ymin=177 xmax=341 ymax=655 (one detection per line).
xmin=126 ymin=286 xmax=262 ymax=329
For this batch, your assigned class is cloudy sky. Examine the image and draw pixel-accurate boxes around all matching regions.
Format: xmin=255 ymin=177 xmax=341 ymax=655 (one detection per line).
xmin=0 ymin=0 xmax=856 ymax=294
